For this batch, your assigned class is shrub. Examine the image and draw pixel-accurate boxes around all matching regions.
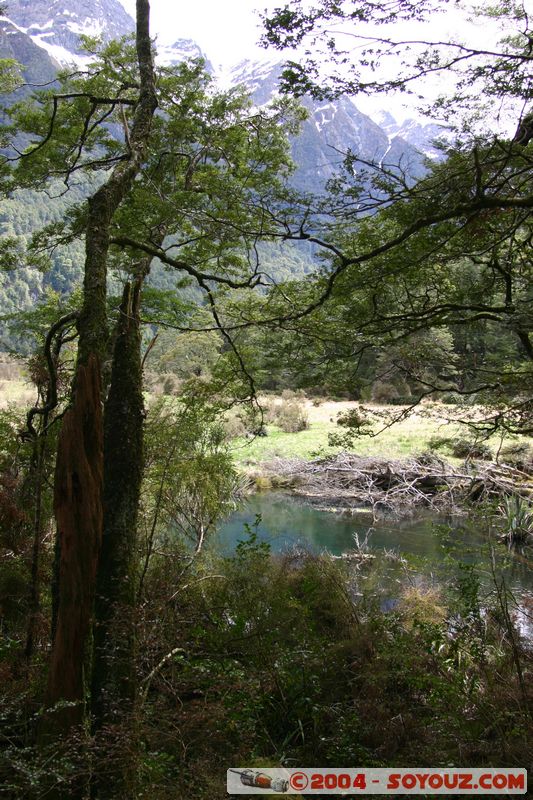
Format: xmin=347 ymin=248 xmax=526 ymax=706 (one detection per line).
xmin=161 ymin=373 xmax=182 ymax=396
xmin=281 ymin=389 xmax=307 ymax=400
xmin=428 ymin=435 xmax=492 ymax=460
xmin=399 ymin=585 xmax=447 ymax=627
xmin=388 ymin=395 xmax=418 ymax=406
xmin=499 ymin=495 xmax=533 ymax=543
xmin=265 ymin=397 xmax=309 ymax=433
xmin=499 ymin=442 xmax=533 ymax=473
xmin=223 ymin=411 xmax=249 ymax=439
xmin=371 ymin=381 xmax=399 ymax=404
xmin=254 ymin=475 xmax=272 ymax=490
xmin=276 ymin=400 xmax=309 ymax=433
xmin=134 ymin=541 xmax=533 ymax=795
xmin=451 ymin=438 xmax=492 ymax=460
xmin=336 ymin=408 xmax=373 ymax=433
xmin=440 ymin=392 xmax=464 ymax=405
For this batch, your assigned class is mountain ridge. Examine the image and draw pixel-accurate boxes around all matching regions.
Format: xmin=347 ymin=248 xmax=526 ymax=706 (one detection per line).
xmin=2 ymin=0 xmax=134 ymax=64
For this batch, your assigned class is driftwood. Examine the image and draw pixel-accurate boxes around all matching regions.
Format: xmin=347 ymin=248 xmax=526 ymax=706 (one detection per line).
xmin=262 ymin=452 xmax=533 ymax=516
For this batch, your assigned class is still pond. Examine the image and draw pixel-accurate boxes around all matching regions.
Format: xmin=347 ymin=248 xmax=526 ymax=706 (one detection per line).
xmin=216 ymin=492 xmax=533 ymax=600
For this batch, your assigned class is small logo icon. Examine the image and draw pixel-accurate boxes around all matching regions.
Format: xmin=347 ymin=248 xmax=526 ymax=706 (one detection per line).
xmin=229 ymin=769 xmax=289 ymax=793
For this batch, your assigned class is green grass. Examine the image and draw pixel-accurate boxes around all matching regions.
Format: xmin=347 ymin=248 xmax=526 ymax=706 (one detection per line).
xmin=231 ymin=413 xmax=464 ymax=466
xmin=231 ymin=421 xmax=335 ymax=464
xmin=0 ymin=377 xmax=523 ymax=473
xmin=230 ymin=401 xmax=523 ymax=469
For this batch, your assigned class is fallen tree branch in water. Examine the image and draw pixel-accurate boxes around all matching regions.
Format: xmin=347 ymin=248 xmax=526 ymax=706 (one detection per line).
xmin=259 ymin=452 xmax=533 ymax=517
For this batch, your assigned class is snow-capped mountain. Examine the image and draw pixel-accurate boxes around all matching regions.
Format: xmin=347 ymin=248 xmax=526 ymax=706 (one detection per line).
xmin=1 ymin=0 xmax=134 ymax=65
xmin=218 ymin=57 xmax=284 ymax=102
xmin=374 ymin=110 xmax=451 ymax=162
xmin=157 ymin=37 xmax=211 ymax=69
xmin=1 ymin=1 xmax=211 ymax=77
xmin=294 ymin=96 xmax=428 ymax=191
xmin=0 ymin=15 xmax=58 ymax=85
xmin=221 ymin=58 xmax=428 ymax=192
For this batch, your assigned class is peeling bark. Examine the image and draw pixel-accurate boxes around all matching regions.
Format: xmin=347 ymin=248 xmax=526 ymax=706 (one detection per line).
xmin=43 ymin=355 xmax=103 ymax=733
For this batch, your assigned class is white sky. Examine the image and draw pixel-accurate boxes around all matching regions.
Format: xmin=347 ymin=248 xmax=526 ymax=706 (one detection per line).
xmin=118 ymin=0 xmax=271 ymax=66
xmin=117 ymin=0 xmax=500 ymax=68
xmin=117 ymin=0 xmax=531 ymax=127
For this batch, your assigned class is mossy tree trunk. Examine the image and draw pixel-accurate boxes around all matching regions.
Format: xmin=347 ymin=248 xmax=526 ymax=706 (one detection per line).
xmin=91 ymin=281 xmax=144 ymax=798
xmin=41 ymin=0 xmax=157 ymax=744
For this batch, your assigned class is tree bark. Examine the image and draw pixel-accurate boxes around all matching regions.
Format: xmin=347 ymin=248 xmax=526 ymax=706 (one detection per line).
xmin=41 ymin=0 xmax=157 ymax=745
xmin=91 ymin=281 xmax=144 ymax=798
xmin=43 ymin=355 xmax=103 ymax=733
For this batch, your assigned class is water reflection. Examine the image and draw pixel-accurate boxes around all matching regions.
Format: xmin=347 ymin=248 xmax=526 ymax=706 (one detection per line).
xmin=216 ymin=492 xmax=533 ymax=596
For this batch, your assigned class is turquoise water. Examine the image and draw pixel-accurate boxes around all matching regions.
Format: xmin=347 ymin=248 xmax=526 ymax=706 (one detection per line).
xmin=215 ymin=492 xmax=533 ymax=594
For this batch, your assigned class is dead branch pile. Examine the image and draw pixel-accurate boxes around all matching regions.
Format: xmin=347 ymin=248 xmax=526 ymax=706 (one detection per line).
xmin=263 ymin=452 xmax=533 ymax=515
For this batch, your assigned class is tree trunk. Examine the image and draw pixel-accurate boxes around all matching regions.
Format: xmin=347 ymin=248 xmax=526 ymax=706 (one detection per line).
xmin=43 ymin=355 xmax=103 ymax=733
xmin=24 ymin=427 xmax=47 ymax=661
xmin=91 ymin=281 xmax=144 ymax=798
xmin=41 ymin=0 xmax=157 ymax=746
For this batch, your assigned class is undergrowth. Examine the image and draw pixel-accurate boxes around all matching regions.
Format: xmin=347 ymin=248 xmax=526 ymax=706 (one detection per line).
xmin=1 ymin=526 xmax=531 ymax=799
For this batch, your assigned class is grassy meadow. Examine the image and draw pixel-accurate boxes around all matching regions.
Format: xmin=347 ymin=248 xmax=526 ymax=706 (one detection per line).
xmin=230 ymin=397 xmax=511 ymax=468
xmin=0 ymin=362 xmax=523 ymax=472
xmin=0 ymin=357 xmax=35 ymax=409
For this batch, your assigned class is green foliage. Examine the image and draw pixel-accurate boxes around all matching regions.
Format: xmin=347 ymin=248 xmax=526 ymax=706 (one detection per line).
xmin=3 ymin=287 xmax=81 ymax=350
xmin=0 ymin=402 xmax=56 ymax=646
xmin=328 ymin=406 xmax=375 ymax=448
xmin=139 ymin=288 xmax=196 ymax=330
xmin=237 ymin=135 xmax=533 ymax=432
xmin=1 ymin=36 xmax=305 ymax=378
xmin=499 ymin=495 xmax=533 ymax=543
xmin=0 ymin=58 xmax=22 ymax=95
xmin=141 ymin=397 xmax=241 ymax=555
xmin=0 ymin=182 xmax=90 ymax=349
xmin=1 ymin=9 xmax=533 ymax=797
xmin=133 ymin=538 xmax=532 ymax=796
xmin=428 ymin=435 xmax=493 ymax=461
xmin=148 ymin=328 xmax=222 ymax=382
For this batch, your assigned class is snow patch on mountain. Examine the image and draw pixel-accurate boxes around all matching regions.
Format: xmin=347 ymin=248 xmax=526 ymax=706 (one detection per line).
xmin=314 ymin=103 xmax=338 ymax=133
xmin=217 ymin=57 xmax=283 ymax=93
xmin=26 ymin=20 xmax=55 ymax=30
xmin=373 ymin=109 xmax=451 ymax=160
xmin=30 ymin=36 xmax=92 ymax=67
xmin=157 ymin=38 xmax=210 ymax=68
xmin=3 ymin=0 xmax=135 ymax=64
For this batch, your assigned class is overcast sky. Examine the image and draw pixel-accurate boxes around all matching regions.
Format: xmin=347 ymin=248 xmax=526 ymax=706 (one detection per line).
xmin=117 ymin=0 xmax=495 ymax=67
xmin=116 ymin=0 xmax=527 ymax=128
xmin=118 ymin=0 xmax=271 ymax=66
